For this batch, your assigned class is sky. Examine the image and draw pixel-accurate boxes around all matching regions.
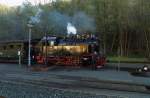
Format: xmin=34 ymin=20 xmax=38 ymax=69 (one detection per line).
xmin=0 ymin=0 xmax=55 ymax=6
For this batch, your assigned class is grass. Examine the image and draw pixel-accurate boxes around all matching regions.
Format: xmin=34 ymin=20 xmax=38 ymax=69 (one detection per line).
xmin=108 ymin=56 xmax=149 ymax=63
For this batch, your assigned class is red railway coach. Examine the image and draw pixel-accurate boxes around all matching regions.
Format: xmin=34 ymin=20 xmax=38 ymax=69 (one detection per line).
xmin=35 ymin=34 xmax=106 ymax=69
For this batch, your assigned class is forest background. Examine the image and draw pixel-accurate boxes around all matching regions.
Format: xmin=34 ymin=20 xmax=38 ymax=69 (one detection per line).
xmin=0 ymin=0 xmax=150 ymax=60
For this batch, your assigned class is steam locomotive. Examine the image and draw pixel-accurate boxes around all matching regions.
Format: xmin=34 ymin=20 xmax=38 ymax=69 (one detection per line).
xmin=0 ymin=34 xmax=106 ymax=69
xmin=35 ymin=34 xmax=106 ymax=69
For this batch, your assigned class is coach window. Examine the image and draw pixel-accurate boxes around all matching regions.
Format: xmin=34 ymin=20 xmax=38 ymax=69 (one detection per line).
xmin=10 ymin=45 xmax=14 ymax=49
xmin=3 ymin=46 xmax=6 ymax=50
xmin=17 ymin=45 xmax=21 ymax=48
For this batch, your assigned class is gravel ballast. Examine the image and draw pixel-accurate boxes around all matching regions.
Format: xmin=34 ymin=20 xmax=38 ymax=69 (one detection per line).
xmin=0 ymin=81 xmax=124 ymax=98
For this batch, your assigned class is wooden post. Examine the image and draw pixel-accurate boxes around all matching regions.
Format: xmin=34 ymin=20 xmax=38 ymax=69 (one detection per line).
xmin=18 ymin=50 xmax=21 ymax=65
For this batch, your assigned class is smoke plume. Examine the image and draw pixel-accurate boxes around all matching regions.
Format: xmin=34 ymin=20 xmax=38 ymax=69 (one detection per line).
xmin=38 ymin=10 xmax=95 ymax=35
xmin=30 ymin=8 xmax=42 ymax=24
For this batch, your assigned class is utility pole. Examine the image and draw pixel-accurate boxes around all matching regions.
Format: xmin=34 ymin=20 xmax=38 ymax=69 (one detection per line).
xmin=45 ymin=31 xmax=47 ymax=66
xmin=27 ymin=22 xmax=33 ymax=67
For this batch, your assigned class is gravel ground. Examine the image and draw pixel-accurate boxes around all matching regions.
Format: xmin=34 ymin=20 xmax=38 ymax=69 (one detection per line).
xmin=0 ymin=81 xmax=123 ymax=98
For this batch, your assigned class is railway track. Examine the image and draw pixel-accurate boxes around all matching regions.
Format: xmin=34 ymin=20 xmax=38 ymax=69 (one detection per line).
xmin=0 ymin=81 xmax=126 ymax=98
xmin=0 ymin=73 xmax=149 ymax=95
xmin=0 ymin=76 xmax=127 ymax=98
